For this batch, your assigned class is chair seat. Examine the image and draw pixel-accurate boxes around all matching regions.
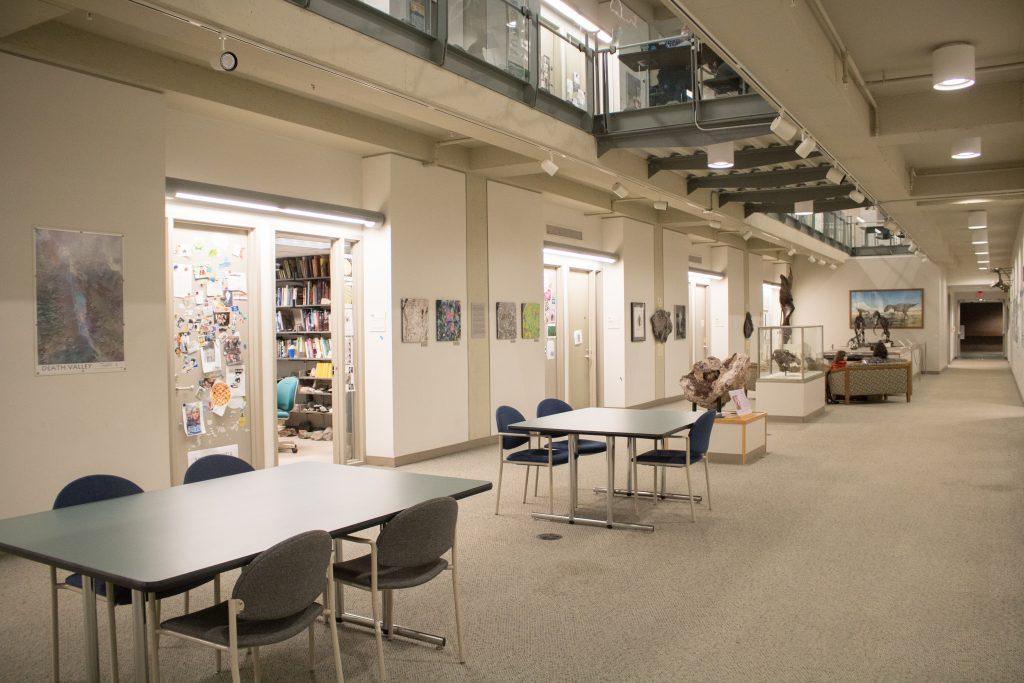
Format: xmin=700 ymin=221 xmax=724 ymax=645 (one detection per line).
xmin=505 ymin=448 xmax=570 ymax=465
xmin=160 ymin=600 xmax=322 ymax=648
xmin=65 ymin=573 xmax=207 ymax=604
xmin=277 ymin=409 xmax=290 ymax=419
xmin=635 ymin=449 xmax=706 ymax=466
xmin=334 ymin=555 xmax=448 ymax=590
xmin=552 ymin=439 xmax=607 ymax=455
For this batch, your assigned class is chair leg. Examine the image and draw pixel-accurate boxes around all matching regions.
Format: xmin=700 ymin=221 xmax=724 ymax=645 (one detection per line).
xmin=49 ymin=567 xmax=60 ymax=683
xmin=548 ymin=464 xmax=554 ymax=515
xmin=534 ymin=464 xmax=540 ymax=496
xmin=652 ymin=466 xmax=658 ymax=505
xmin=228 ymin=600 xmax=241 ymax=683
xmin=522 ymin=466 xmax=530 ymax=504
xmin=308 ymin=624 xmax=316 ymax=672
xmin=451 ymin=533 xmax=465 ymax=664
xmin=183 ymin=590 xmax=189 ymax=615
xmin=704 ymin=457 xmax=712 ymax=512
xmin=105 ymin=582 xmax=119 ymax=683
xmin=494 ymin=459 xmax=504 ymax=515
xmin=684 ymin=463 xmax=696 ymax=523
xmin=368 ymin=585 xmax=387 ymax=682
xmin=229 ymin=644 xmax=241 ymax=683
xmin=325 ymin=558 xmax=345 ymax=683
xmin=214 ymin=575 xmax=222 ymax=673
xmin=251 ymin=647 xmax=261 ymax=683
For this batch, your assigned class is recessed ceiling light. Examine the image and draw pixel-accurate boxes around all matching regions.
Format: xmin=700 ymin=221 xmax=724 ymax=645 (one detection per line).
xmin=972 ymin=239 xmax=988 ymax=245
xmin=706 ymin=142 xmax=734 ymax=169
xmin=951 ymin=136 xmax=981 ymax=159
xmin=979 ymin=267 xmax=988 ymax=271
xmin=794 ymin=199 xmax=814 ymax=216
xmin=967 ymin=210 xmax=987 ymax=229
xmin=975 ymin=251 xmax=989 ymax=255
xmin=932 ymin=43 xmax=975 ymax=91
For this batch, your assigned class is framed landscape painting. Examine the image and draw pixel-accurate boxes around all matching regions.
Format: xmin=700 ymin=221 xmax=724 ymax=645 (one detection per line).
xmin=849 ymin=288 xmax=924 ymax=329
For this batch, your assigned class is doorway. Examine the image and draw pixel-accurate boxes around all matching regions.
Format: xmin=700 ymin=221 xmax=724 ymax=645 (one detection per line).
xmin=567 ymin=269 xmax=596 ymax=408
xmin=690 ymin=283 xmax=709 ymax=361
xmin=959 ymin=301 xmax=1004 ymax=358
xmin=543 ymin=261 xmax=600 ymax=407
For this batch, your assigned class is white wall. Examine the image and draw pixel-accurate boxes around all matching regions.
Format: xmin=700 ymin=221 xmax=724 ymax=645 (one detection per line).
xmin=709 ymin=246 xmax=745 ymax=358
xmin=663 ymin=230 xmax=692 ymax=395
xmin=0 ymin=54 xmax=169 ymax=517
xmin=488 ymin=181 xmax=546 ymax=425
xmin=542 ymin=201 xmax=604 ymax=250
xmin=1009 ymin=215 xmax=1024 ymax=397
xmin=792 ymin=255 xmax=949 ymax=372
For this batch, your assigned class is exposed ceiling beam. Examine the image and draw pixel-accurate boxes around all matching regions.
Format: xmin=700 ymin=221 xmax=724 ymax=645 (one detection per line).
xmin=0 ymin=0 xmax=66 ymax=38
xmin=688 ymin=165 xmax=832 ymax=192
xmin=911 ymin=165 xmax=1024 ymax=198
xmin=720 ymin=183 xmax=856 ymax=206
xmin=467 ymin=146 xmax=542 ymax=177
xmin=744 ymin=197 xmax=870 ymax=217
xmin=649 ymin=145 xmax=822 ymax=176
xmin=874 ymin=83 xmax=1024 ymax=144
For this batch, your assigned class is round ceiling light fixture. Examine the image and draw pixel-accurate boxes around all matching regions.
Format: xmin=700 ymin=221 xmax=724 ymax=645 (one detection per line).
xmin=932 ymin=43 xmax=975 ymax=91
xmin=951 ymin=136 xmax=981 ymax=160
xmin=794 ymin=199 xmax=814 ymax=216
xmin=967 ymin=210 xmax=987 ymax=229
xmin=706 ymin=142 xmax=734 ymax=169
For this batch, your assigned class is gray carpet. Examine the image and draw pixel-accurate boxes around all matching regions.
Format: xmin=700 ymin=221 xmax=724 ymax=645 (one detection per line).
xmin=1 ymin=360 xmax=1022 ymax=681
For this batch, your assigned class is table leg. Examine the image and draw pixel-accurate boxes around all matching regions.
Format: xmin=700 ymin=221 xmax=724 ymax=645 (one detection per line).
xmin=132 ymin=589 xmax=149 ymax=683
xmin=81 ymin=576 xmax=101 ymax=683
xmin=605 ymin=436 xmax=615 ymax=527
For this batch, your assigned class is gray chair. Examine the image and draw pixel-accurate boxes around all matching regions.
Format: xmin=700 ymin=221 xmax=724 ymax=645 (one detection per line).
xmin=156 ymin=530 xmax=343 ymax=683
xmin=334 ymin=497 xmax=464 ymax=681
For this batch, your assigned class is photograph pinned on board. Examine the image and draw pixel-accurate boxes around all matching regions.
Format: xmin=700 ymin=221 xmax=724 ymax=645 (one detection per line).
xmin=194 ymin=264 xmax=212 ymax=280
xmin=521 ymin=302 xmax=541 ymax=340
xmin=222 ymin=336 xmax=242 ymax=366
xmin=200 ymin=340 xmax=221 ymax=373
xmin=182 ymin=401 xmax=206 ymax=437
xmin=209 ymin=380 xmax=232 ymax=417
xmin=435 ymin=299 xmax=462 ymax=342
xmin=214 ymin=311 xmax=231 ymax=327
xmin=225 ymin=366 xmax=245 ymax=397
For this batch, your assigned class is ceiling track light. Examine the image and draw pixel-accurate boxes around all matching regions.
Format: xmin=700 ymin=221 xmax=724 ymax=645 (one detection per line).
xmin=794 ymin=199 xmax=814 ymax=216
xmin=808 ymin=255 xmax=817 ymax=264
xmin=829 ymin=263 xmax=838 ymax=271
xmin=908 ymin=244 xmax=917 ymax=253
xmin=818 ymin=259 xmax=827 ymax=266
xmin=706 ymin=142 xmax=735 ymax=169
xmin=825 ymin=167 xmax=845 ymax=185
xmin=848 ymin=189 xmax=866 ymax=203
xmin=653 ymin=200 xmax=668 ymax=211
xmin=951 ymin=136 xmax=981 ymax=160
xmin=741 ymin=230 xmax=753 ymax=241
xmin=795 ymin=135 xmax=817 ymax=159
xmin=769 ymin=114 xmax=798 ymax=142
xmin=611 ymin=182 xmax=629 ymax=199
xmin=787 ymin=247 xmax=797 ymax=257
xmin=540 ymin=154 xmax=559 ymax=176
xmin=932 ymin=42 xmax=975 ymax=91
xmin=708 ymin=220 xmax=723 ymax=229
xmin=967 ymin=210 xmax=987 ymax=229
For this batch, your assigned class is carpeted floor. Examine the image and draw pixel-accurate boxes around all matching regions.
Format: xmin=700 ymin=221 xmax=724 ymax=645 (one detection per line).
xmin=1 ymin=360 xmax=1022 ymax=681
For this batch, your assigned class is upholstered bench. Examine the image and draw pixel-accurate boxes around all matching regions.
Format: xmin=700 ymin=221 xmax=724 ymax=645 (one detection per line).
xmin=827 ymin=362 xmax=913 ymax=403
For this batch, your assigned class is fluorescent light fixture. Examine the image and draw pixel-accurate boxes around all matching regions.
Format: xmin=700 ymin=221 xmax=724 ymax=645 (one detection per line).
xmin=808 ymin=255 xmax=817 ymax=264
xmin=975 ymin=251 xmax=989 ymax=255
xmin=794 ymin=200 xmax=814 ymax=216
xmin=967 ymin=210 xmax=987 ymax=229
xmin=741 ymin=230 xmax=753 ymax=241
xmin=951 ymin=136 xmax=981 ymax=159
xmin=653 ymin=200 xmax=669 ymax=211
xmin=281 ymin=207 xmax=375 ymax=227
xmin=769 ymin=115 xmax=798 ymax=142
xmin=849 ymin=189 xmax=866 ymax=203
xmin=597 ymin=30 xmax=613 ymax=43
xmin=977 ymin=259 xmax=990 ymax=264
xmin=957 ymin=198 xmax=988 ymax=204
xmin=972 ymin=238 xmax=988 ymax=245
xmin=855 ymin=216 xmax=866 ymax=223
xmin=825 ymin=167 xmax=845 ymax=185
xmin=541 ymin=0 xmax=604 ymax=35
xmin=611 ymin=182 xmax=629 ymax=198
xmin=706 ymin=142 xmax=734 ymax=169
xmin=932 ymin=43 xmax=975 ymax=91
xmin=795 ymin=135 xmax=816 ymax=158
xmin=275 ymin=237 xmax=332 ymax=250
xmin=543 ymin=246 xmax=616 ymax=264
xmin=688 ymin=268 xmax=724 ymax=283
xmin=175 ymin=191 xmax=277 ymax=212
xmin=540 ymin=156 xmax=559 ymax=176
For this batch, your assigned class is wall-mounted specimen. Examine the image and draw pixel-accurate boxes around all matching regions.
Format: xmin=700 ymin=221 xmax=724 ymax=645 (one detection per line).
xmin=779 ymin=273 xmax=795 ymax=326
xmin=650 ymin=308 xmax=672 ymax=343
xmin=674 ymin=304 xmax=686 ymax=339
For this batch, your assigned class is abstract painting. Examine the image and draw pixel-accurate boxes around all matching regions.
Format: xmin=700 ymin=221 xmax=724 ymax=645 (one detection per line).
xmin=496 ymin=301 xmax=517 ymax=340
xmin=435 ymin=299 xmax=462 ymax=342
xmin=849 ymin=289 xmax=924 ymax=329
xmin=401 ymin=298 xmax=429 ymax=343
xmin=675 ymin=304 xmax=687 ymax=339
xmin=631 ymin=302 xmax=646 ymax=342
xmin=34 ymin=227 xmax=125 ymax=374
xmin=521 ymin=302 xmax=541 ymax=339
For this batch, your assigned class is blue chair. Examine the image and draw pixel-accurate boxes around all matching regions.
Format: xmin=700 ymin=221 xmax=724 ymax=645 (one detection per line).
xmin=277 ymin=376 xmax=300 ymax=453
xmin=495 ymin=406 xmax=570 ymax=515
xmin=183 ymin=454 xmax=255 ymax=484
xmin=536 ymin=398 xmax=608 ymax=456
xmin=632 ymin=409 xmax=717 ymax=522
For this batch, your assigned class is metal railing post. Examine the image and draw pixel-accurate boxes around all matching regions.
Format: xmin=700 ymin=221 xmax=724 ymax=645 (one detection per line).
xmin=430 ymin=0 xmax=448 ymax=64
xmin=525 ymin=0 xmax=539 ymax=105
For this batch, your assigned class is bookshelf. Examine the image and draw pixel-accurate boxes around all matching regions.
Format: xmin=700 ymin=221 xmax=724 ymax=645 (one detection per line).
xmin=276 ymin=253 xmax=333 ymax=431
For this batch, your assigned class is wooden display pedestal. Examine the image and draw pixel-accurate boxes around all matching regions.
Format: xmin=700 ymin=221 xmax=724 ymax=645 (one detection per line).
xmin=709 ymin=411 xmax=767 ymax=465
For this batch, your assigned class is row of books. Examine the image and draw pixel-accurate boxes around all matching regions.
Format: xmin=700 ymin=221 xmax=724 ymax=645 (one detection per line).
xmin=276 ymin=282 xmax=331 ymax=307
xmin=277 ymin=337 xmax=332 ymax=359
xmin=275 ymin=309 xmax=330 ymax=332
xmin=276 ymin=255 xmax=330 ymax=280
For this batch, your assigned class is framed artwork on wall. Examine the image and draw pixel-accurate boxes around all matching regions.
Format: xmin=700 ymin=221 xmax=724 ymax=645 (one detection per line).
xmin=630 ymin=302 xmax=646 ymax=342
xmin=675 ymin=304 xmax=687 ymax=339
xmin=521 ymin=302 xmax=541 ymax=339
xmin=496 ymin=301 xmax=517 ymax=340
xmin=849 ymin=289 xmax=924 ymax=329
xmin=400 ymin=297 xmax=429 ymax=343
xmin=435 ymin=299 xmax=461 ymax=342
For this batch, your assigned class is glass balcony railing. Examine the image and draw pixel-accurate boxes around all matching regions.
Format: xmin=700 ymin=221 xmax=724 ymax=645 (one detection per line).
xmin=538 ymin=22 xmax=588 ymax=109
xmin=448 ymin=0 xmax=530 ymax=81
xmin=353 ymin=0 xmax=436 ymax=33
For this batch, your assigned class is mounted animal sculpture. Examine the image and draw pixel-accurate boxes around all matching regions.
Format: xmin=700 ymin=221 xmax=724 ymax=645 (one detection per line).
xmin=779 ymin=273 xmax=795 ymax=326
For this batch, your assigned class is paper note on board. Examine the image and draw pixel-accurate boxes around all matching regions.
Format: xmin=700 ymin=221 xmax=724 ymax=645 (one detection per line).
xmin=187 ymin=443 xmax=239 ymax=466
xmin=227 ymin=272 xmax=247 ymax=293
xmin=729 ymin=389 xmax=752 ymax=415
xmin=545 ymin=339 xmax=556 ymax=359
xmin=206 ymin=280 xmax=224 ymax=297
xmin=172 ymin=264 xmax=193 ymax=298
xmin=573 ymin=329 xmax=583 ymax=346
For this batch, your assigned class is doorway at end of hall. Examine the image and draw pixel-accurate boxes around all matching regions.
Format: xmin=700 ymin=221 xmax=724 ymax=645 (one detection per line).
xmin=958 ymin=300 xmax=1005 ymax=359
xmin=544 ymin=266 xmax=599 ymax=409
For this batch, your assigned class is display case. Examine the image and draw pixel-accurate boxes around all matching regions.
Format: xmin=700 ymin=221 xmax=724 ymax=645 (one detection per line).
xmin=757 ymin=325 xmax=826 ymax=381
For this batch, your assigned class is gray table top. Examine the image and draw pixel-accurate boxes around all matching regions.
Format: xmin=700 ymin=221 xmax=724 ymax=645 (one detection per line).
xmin=0 ymin=463 xmax=491 ymax=592
xmin=509 ymin=407 xmax=705 ymax=439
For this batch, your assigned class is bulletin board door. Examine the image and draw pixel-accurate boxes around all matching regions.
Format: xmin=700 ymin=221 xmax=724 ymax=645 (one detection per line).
xmin=167 ymin=221 xmax=259 ymax=484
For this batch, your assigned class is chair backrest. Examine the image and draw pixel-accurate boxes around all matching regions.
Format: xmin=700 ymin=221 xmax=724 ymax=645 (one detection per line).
xmin=183 ymin=454 xmax=255 ymax=485
xmin=377 ymin=497 xmax=458 ymax=569
xmin=495 ymin=405 xmax=528 ymax=450
xmin=688 ymin=409 xmax=717 ymax=455
xmin=53 ymin=474 xmax=143 ymax=510
xmin=277 ymin=376 xmax=299 ymax=412
xmin=233 ymin=530 xmax=331 ymax=621
xmin=537 ymin=398 xmax=573 ymax=438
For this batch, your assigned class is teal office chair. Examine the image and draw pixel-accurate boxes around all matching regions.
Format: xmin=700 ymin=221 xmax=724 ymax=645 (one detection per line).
xmin=277 ymin=376 xmax=300 ymax=453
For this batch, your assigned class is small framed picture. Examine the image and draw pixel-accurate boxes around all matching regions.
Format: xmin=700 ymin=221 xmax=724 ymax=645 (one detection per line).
xmin=630 ymin=302 xmax=646 ymax=342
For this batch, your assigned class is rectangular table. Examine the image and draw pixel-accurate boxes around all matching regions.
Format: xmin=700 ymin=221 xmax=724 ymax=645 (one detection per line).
xmin=509 ymin=407 xmax=703 ymax=531
xmin=0 ymin=462 xmax=491 ymax=682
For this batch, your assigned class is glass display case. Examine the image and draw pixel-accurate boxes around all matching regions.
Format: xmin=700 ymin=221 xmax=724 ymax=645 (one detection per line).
xmin=757 ymin=325 xmax=825 ymax=381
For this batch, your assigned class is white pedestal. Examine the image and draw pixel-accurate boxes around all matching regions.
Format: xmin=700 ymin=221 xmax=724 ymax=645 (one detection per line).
xmin=755 ymin=375 xmax=826 ymax=420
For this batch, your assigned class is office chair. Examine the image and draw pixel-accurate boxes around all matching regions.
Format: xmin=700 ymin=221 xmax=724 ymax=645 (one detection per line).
xmin=537 ymin=398 xmax=608 ymax=454
xmin=277 ymin=376 xmax=300 ymax=453
xmin=632 ymin=409 xmax=717 ymax=522
xmin=334 ymin=497 xmax=464 ymax=681
xmin=494 ymin=405 xmax=569 ymax=515
xmin=158 ymin=530 xmax=343 ymax=683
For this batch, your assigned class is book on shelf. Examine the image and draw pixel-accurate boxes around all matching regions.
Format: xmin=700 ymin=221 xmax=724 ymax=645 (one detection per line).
xmin=277 ymin=337 xmax=332 ymax=359
xmin=276 ymin=254 xmax=331 ymax=280
xmin=275 ymin=282 xmax=331 ymax=307
xmin=276 ymin=308 xmax=330 ymax=332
